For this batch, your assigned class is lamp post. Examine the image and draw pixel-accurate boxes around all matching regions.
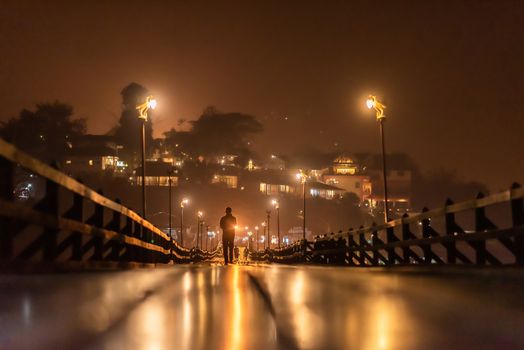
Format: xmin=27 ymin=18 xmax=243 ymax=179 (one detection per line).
xmin=261 ymin=222 xmax=266 ymax=250
xmin=296 ymin=171 xmax=307 ymax=241
xmin=272 ymin=199 xmax=280 ymax=248
xmin=266 ymin=210 xmax=271 ymax=249
xmin=205 ymin=225 xmax=209 ymax=250
xmin=255 ymin=226 xmax=259 ymax=251
xmin=366 ymin=95 xmax=389 ymax=223
xmin=168 ymin=169 xmax=174 ymax=257
xmin=180 ymin=198 xmax=189 ymax=247
xmin=136 ymin=96 xmax=157 ymax=219
xmin=197 ymin=211 xmax=203 ymax=249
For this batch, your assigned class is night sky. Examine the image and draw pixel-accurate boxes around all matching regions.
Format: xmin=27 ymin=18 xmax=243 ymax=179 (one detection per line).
xmin=1 ymin=0 xmax=522 ymax=191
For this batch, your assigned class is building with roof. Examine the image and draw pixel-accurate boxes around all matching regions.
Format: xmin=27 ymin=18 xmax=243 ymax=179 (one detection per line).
xmin=133 ymin=161 xmax=178 ymax=187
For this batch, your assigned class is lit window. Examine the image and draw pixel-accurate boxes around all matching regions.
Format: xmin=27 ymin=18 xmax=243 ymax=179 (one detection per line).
xmin=66 ymin=160 xmax=71 ymax=164
xmin=88 ymin=160 xmax=93 ymax=166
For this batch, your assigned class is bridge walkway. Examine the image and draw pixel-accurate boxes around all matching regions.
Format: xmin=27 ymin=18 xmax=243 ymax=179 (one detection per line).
xmin=1 ymin=264 xmax=524 ymax=350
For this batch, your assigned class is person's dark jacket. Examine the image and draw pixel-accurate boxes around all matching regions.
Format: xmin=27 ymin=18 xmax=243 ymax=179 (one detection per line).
xmin=220 ymin=214 xmax=237 ymax=239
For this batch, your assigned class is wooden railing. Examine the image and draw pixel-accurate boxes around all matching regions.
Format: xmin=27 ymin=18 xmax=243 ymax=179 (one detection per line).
xmin=249 ymin=183 xmax=524 ymax=266
xmin=0 ymin=138 xmax=220 ymax=269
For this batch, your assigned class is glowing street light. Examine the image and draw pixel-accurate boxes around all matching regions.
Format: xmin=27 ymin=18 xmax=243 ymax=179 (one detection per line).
xmin=366 ymin=94 xmax=390 ymax=222
xmin=197 ymin=211 xmax=204 ymax=249
xmin=136 ymin=95 xmax=157 ymax=219
xmin=180 ymin=198 xmax=189 ymax=246
xmin=272 ymin=199 xmax=280 ymax=248
xmin=296 ymin=170 xmax=308 ymax=241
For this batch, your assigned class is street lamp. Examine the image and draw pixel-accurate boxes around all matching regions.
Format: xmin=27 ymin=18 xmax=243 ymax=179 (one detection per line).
xmin=136 ymin=95 xmax=157 ymax=219
xmin=266 ymin=210 xmax=271 ymax=249
xmin=255 ymin=226 xmax=259 ymax=251
xmin=180 ymin=198 xmax=189 ymax=246
xmin=296 ymin=170 xmax=307 ymax=241
xmin=366 ymin=95 xmax=390 ymax=222
xmin=197 ymin=211 xmax=203 ymax=249
xmin=272 ymin=199 xmax=280 ymax=248
xmin=261 ymin=221 xmax=267 ymax=250
xmin=168 ymin=169 xmax=175 ymax=258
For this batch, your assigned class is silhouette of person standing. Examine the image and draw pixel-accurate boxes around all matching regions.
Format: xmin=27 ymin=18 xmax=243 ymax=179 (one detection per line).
xmin=220 ymin=207 xmax=237 ymax=265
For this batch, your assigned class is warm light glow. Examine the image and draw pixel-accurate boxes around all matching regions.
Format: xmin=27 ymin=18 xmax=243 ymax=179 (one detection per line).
xmin=271 ymin=199 xmax=279 ymax=208
xmin=198 ymin=211 xmax=203 ymax=218
xmin=147 ymin=98 xmax=157 ymax=109
xmin=366 ymin=97 xmax=375 ymax=109
xmin=261 ymin=222 xmax=266 ymax=227
xmin=244 ymin=226 xmax=249 ymax=230
xmin=255 ymin=226 xmax=259 ymax=230
xmin=181 ymin=198 xmax=189 ymax=207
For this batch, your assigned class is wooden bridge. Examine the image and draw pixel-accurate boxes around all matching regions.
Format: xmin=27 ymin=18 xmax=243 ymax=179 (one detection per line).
xmin=1 ymin=137 xmax=523 ymax=349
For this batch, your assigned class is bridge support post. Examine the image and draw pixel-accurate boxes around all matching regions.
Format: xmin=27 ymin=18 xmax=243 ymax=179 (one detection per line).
xmin=64 ymin=189 xmax=84 ymax=261
xmin=511 ymin=183 xmax=524 ymax=265
xmin=421 ymin=207 xmax=434 ymax=264
xmin=474 ymin=193 xmax=489 ymax=265
xmin=122 ymin=213 xmax=133 ymax=262
xmin=0 ymin=157 xmax=14 ymax=261
xmin=35 ymin=163 xmax=60 ymax=262
xmin=86 ymin=189 xmax=104 ymax=261
xmin=358 ymin=226 xmax=367 ymax=266
xmin=445 ymin=199 xmax=458 ymax=264
xmin=107 ymin=199 xmax=122 ymax=261
xmin=386 ymin=226 xmax=397 ymax=265
xmin=371 ymin=223 xmax=379 ymax=265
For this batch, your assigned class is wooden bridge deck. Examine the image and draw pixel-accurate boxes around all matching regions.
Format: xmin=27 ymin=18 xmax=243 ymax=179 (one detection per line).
xmin=1 ymin=265 xmax=523 ymax=350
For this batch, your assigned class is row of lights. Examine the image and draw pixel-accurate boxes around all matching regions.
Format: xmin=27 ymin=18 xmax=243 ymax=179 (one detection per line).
xmin=139 ymin=94 xmax=392 ymax=250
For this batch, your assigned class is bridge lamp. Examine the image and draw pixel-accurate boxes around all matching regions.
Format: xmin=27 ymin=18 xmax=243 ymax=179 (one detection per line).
xmin=272 ymin=199 xmax=281 ymax=248
xmin=179 ymin=198 xmax=189 ymax=246
xmin=296 ymin=170 xmax=307 ymax=241
xmin=366 ymin=94 xmax=390 ymax=222
xmin=197 ymin=211 xmax=204 ymax=249
xmin=255 ymin=226 xmax=260 ymax=250
xmin=136 ymin=95 xmax=157 ymax=220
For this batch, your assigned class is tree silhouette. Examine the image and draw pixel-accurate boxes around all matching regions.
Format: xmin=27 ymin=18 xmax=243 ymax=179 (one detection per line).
xmin=0 ymin=101 xmax=86 ymax=161
xmin=113 ymin=83 xmax=154 ymax=164
xmin=164 ymin=106 xmax=263 ymax=162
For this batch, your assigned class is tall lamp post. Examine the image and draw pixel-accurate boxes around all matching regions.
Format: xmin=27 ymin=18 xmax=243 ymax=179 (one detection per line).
xmin=197 ymin=211 xmax=203 ymax=249
xmin=168 ymin=169 xmax=174 ymax=257
xmin=261 ymin=222 xmax=267 ymax=249
xmin=255 ymin=226 xmax=259 ymax=251
xmin=296 ymin=171 xmax=307 ymax=241
xmin=266 ymin=210 xmax=271 ymax=249
xmin=136 ymin=96 xmax=157 ymax=219
xmin=272 ymin=199 xmax=280 ymax=248
xmin=366 ymin=95 xmax=390 ymax=223
xmin=180 ymin=198 xmax=189 ymax=247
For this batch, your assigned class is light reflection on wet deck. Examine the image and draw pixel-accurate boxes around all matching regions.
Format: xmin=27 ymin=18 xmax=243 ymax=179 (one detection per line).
xmin=1 ymin=265 xmax=523 ymax=349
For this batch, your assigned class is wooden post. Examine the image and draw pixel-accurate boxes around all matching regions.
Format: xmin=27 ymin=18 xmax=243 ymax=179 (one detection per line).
xmin=401 ymin=213 xmax=411 ymax=263
xmin=371 ymin=223 xmax=379 ymax=265
xmin=107 ymin=199 xmax=122 ymax=261
xmin=64 ymin=189 xmax=84 ymax=261
xmin=122 ymin=212 xmax=133 ymax=262
xmin=444 ymin=198 xmax=457 ymax=264
xmin=86 ymin=189 xmax=104 ymax=261
xmin=0 ymin=157 xmax=14 ymax=260
xmin=358 ymin=226 xmax=366 ymax=266
xmin=386 ymin=225 xmax=398 ymax=265
xmin=511 ymin=183 xmax=524 ymax=265
xmin=474 ymin=192 xmax=488 ymax=265
xmin=37 ymin=163 xmax=60 ymax=261
xmin=421 ymin=207 xmax=432 ymax=264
